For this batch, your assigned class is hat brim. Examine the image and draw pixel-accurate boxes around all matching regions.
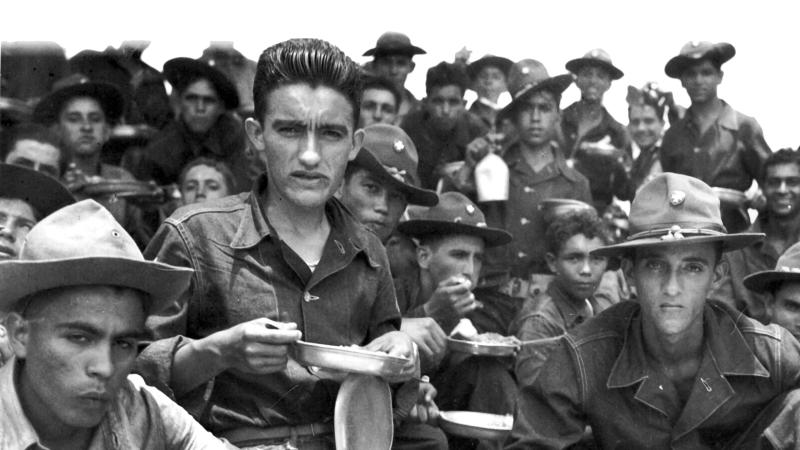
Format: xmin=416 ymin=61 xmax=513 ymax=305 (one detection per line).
xmin=0 ymin=164 xmax=75 ymax=216
xmin=352 ymin=149 xmax=438 ymax=207
xmin=565 ymin=58 xmax=624 ymax=80
xmin=591 ymin=232 xmax=764 ymax=258
xmin=397 ymin=220 xmax=512 ymax=248
xmin=0 ymin=257 xmax=193 ymax=314
xmin=498 ymin=74 xmax=573 ymax=121
xmin=163 ymin=57 xmax=239 ymax=110
xmin=743 ymin=270 xmax=800 ymax=294
xmin=467 ymin=56 xmax=513 ymax=80
xmin=363 ymin=45 xmax=426 ymax=57
xmin=664 ymin=43 xmax=736 ymax=78
xmin=33 ymin=82 xmax=124 ymax=125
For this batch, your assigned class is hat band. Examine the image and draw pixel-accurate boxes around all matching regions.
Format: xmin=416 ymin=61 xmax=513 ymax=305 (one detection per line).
xmin=383 ymin=165 xmax=409 ymax=183
xmin=627 ymin=226 xmax=726 ymax=242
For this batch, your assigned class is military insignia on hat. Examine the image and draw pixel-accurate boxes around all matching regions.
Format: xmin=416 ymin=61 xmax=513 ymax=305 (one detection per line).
xmin=669 ymin=190 xmax=686 ymax=206
xmin=393 ymin=140 xmax=405 ymax=153
xmin=591 ymin=49 xmax=600 ymax=57
xmin=466 ymin=204 xmax=476 ymax=215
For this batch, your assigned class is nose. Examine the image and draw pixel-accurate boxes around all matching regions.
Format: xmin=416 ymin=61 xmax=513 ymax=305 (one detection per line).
xmin=663 ymin=268 xmax=681 ymax=297
xmin=298 ymin=132 xmax=322 ymax=167
xmin=87 ymin=343 xmax=114 ymax=380
xmin=777 ymin=180 xmax=789 ymax=193
xmin=579 ymin=258 xmax=592 ymax=276
xmin=0 ymin=218 xmax=14 ymax=241
xmin=374 ymin=192 xmax=389 ymax=215
xmin=79 ymin=117 xmax=92 ymax=131
xmin=197 ymin=183 xmax=207 ymax=198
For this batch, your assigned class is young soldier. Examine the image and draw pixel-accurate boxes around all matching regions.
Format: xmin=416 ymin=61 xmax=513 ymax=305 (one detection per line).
xmin=745 ymin=241 xmax=800 ymax=340
xmin=0 ymin=200 xmax=229 ymax=449
xmin=508 ymin=173 xmax=800 ymax=448
xmin=137 ymin=39 xmax=416 ymax=449
xmin=358 ymin=76 xmax=401 ymax=128
xmin=660 ymin=41 xmax=771 ymax=232
xmin=510 ymin=209 xmax=612 ymax=384
xmin=363 ymin=31 xmax=426 ymax=123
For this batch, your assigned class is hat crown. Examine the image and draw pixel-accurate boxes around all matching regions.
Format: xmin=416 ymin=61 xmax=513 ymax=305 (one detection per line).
xmin=20 ymin=199 xmax=144 ymax=262
xmin=376 ymin=31 xmax=413 ymax=49
xmin=582 ymin=48 xmax=613 ymax=64
xmin=776 ymin=242 xmax=800 ymax=273
xmin=628 ymin=173 xmax=724 ymax=236
xmin=360 ymin=124 xmax=420 ymax=183
xmin=680 ymin=40 xmax=715 ymax=56
xmin=51 ymin=73 xmax=92 ymax=92
xmin=507 ymin=59 xmax=550 ymax=98
xmin=414 ymin=192 xmax=488 ymax=227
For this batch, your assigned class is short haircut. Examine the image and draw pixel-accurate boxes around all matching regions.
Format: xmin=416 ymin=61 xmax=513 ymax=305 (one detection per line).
xmin=361 ymin=75 xmax=401 ymax=108
xmin=545 ymin=210 xmax=612 ymax=255
xmin=253 ymin=38 xmax=362 ymax=127
xmin=1 ymin=123 xmax=71 ymax=175
xmin=425 ymin=62 xmax=469 ymax=97
xmin=508 ymin=89 xmax=562 ymax=123
xmin=761 ymin=148 xmax=800 ymax=183
xmin=178 ymin=157 xmax=235 ymax=193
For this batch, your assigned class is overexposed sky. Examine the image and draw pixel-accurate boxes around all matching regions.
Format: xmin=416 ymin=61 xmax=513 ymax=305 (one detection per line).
xmin=3 ymin=0 xmax=798 ymax=149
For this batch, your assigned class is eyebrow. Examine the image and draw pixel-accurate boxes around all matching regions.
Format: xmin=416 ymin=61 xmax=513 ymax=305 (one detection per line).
xmin=55 ymin=321 xmax=149 ymax=341
xmin=272 ymin=119 xmax=349 ymax=134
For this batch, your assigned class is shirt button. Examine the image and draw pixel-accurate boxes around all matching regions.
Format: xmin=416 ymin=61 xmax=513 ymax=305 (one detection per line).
xmin=523 ymin=186 xmax=535 ymax=193
xmin=693 ymin=147 xmax=701 ymax=153
xmin=304 ymin=291 xmax=320 ymax=302
xmin=517 ymin=251 xmax=527 ymax=259
xmin=520 ymin=217 xmax=530 ymax=225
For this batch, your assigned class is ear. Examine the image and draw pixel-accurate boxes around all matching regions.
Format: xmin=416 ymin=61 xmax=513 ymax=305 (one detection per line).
xmin=245 ymin=118 xmax=266 ymax=151
xmin=5 ymin=313 xmax=30 ymax=359
xmin=417 ymin=244 xmax=432 ymax=269
xmin=409 ymin=61 xmax=416 ymax=73
xmin=718 ymin=69 xmax=724 ymax=82
xmin=621 ymin=257 xmax=635 ymax=288
xmin=711 ymin=257 xmax=729 ymax=290
xmin=545 ymin=252 xmax=558 ymax=275
xmin=350 ymin=128 xmax=365 ymax=161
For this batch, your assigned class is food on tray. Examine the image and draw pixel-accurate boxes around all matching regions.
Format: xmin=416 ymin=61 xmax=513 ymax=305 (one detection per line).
xmin=470 ymin=332 xmax=521 ymax=346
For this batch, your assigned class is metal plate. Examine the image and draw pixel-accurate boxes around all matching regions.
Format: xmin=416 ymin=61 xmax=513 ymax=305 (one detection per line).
xmin=447 ymin=337 xmax=517 ymax=357
xmin=438 ymin=411 xmax=513 ymax=441
xmin=292 ymin=341 xmax=409 ymax=377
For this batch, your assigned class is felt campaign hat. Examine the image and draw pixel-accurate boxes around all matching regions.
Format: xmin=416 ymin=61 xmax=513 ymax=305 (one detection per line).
xmin=363 ymin=32 xmax=426 ymax=57
xmin=566 ymin=48 xmax=624 ymax=80
xmin=592 ymin=173 xmax=763 ymax=258
xmin=0 ymin=164 xmax=75 ymax=217
xmin=664 ymin=41 xmax=736 ymax=79
xmin=163 ymin=57 xmax=239 ymax=110
xmin=498 ymin=59 xmax=572 ymax=121
xmin=32 ymin=73 xmax=125 ymax=125
xmin=0 ymin=199 xmax=193 ymax=313
xmin=467 ymin=55 xmax=513 ymax=81
xmin=744 ymin=242 xmax=800 ymax=293
xmin=352 ymin=124 xmax=438 ymax=206
xmin=398 ymin=191 xmax=512 ymax=247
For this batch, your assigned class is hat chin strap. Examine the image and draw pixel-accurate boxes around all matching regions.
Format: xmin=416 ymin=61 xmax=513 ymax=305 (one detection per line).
xmin=627 ymin=225 xmax=727 ymax=242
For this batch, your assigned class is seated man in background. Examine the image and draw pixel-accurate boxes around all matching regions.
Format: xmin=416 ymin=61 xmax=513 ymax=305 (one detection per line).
xmin=358 ymin=75 xmax=401 ymax=128
xmin=0 ymin=163 xmax=75 ymax=366
xmin=401 ymin=62 xmax=488 ymax=190
xmin=711 ymin=148 xmax=800 ymax=323
xmin=510 ymin=209 xmax=613 ymax=385
xmin=135 ymin=57 xmax=255 ymax=193
xmin=0 ymin=199 xmax=229 ymax=449
xmin=1 ymin=123 xmax=70 ymax=179
xmin=363 ymin=31 xmax=426 ymax=123
xmin=744 ymin=241 xmax=800 ymax=340
xmin=178 ymin=157 xmax=235 ymax=206
xmin=508 ymin=173 xmax=800 ymax=449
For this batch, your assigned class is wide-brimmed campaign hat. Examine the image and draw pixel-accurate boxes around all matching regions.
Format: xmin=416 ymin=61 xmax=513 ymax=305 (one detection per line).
xmin=566 ymin=48 xmax=624 ymax=80
xmin=498 ymin=60 xmax=572 ymax=121
xmin=744 ymin=242 xmax=800 ymax=293
xmin=163 ymin=57 xmax=239 ymax=110
xmin=0 ymin=164 xmax=75 ymax=217
xmin=467 ymin=55 xmax=513 ymax=81
xmin=398 ymin=192 xmax=512 ymax=247
xmin=32 ymin=73 xmax=125 ymax=125
xmin=363 ymin=32 xmax=426 ymax=57
xmin=664 ymin=41 xmax=736 ymax=79
xmin=592 ymin=173 xmax=763 ymax=258
xmin=352 ymin=124 xmax=438 ymax=207
xmin=0 ymin=199 xmax=193 ymax=313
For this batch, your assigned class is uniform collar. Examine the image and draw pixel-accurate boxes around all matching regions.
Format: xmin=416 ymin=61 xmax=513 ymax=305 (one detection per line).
xmin=683 ymin=99 xmax=738 ymax=132
xmin=505 ymin=141 xmax=582 ymax=183
xmin=229 ymin=174 xmax=377 ymax=262
xmin=547 ymin=281 xmax=594 ymax=328
xmin=606 ymin=302 xmax=769 ymax=437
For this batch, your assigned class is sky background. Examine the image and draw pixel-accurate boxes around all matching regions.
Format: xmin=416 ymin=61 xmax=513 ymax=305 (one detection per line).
xmin=3 ymin=0 xmax=797 ymax=149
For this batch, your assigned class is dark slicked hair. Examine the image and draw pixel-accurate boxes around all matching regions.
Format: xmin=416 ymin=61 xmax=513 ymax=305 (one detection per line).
xmin=253 ymin=38 xmax=363 ymax=126
xmin=425 ymin=62 xmax=470 ymax=97
xmin=761 ymin=147 xmax=800 ymax=184
xmin=545 ymin=210 xmax=612 ymax=255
